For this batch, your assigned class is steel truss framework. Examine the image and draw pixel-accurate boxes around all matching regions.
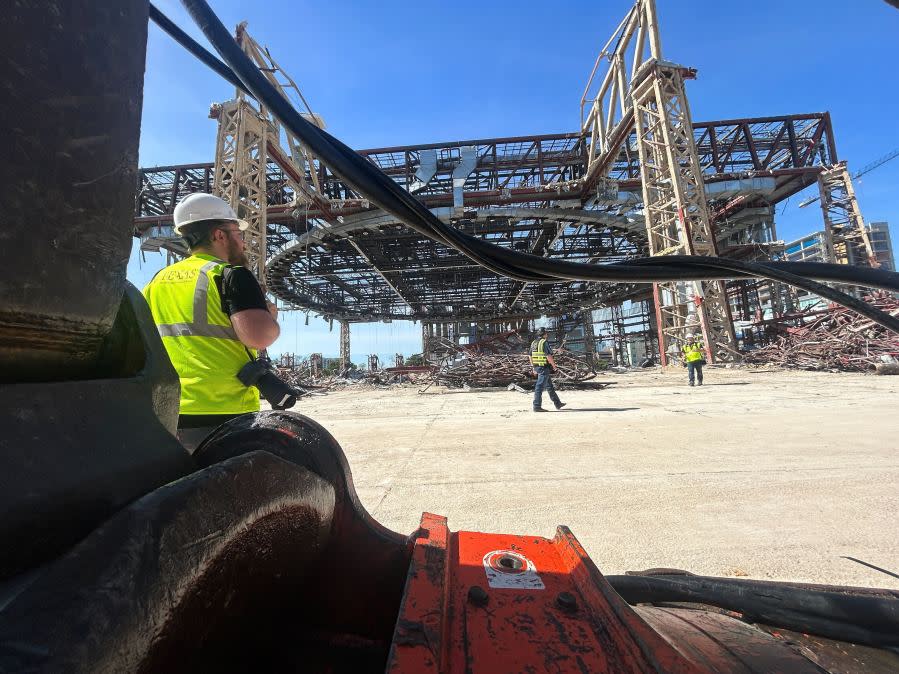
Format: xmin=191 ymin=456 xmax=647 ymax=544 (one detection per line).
xmin=213 ymin=98 xmax=268 ymax=282
xmin=134 ymin=112 xmax=835 ymax=323
xmin=593 ymin=300 xmax=657 ymax=366
xmin=210 ymin=25 xmax=341 ymax=285
xmin=816 ymin=161 xmax=877 ymax=267
xmin=582 ymin=0 xmax=738 ymax=362
xmin=132 ymin=2 xmax=865 ymax=361
xmin=632 ymin=63 xmax=737 ymax=364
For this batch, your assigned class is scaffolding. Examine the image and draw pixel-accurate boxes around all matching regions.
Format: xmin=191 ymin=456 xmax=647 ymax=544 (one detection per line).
xmin=817 ymin=161 xmax=877 ymax=267
xmin=634 ymin=62 xmax=737 ymax=364
xmin=581 ymin=0 xmax=736 ymax=364
xmin=593 ymin=300 xmax=656 ymax=366
xmin=211 ymin=23 xmax=337 ymax=285
xmin=212 ymin=98 xmax=269 ymax=282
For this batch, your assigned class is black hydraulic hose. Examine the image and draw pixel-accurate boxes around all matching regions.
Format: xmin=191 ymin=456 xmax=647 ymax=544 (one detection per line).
xmin=147 ymin=3 xmax=245 ymax=92
xmin=607 ymin=574 xmax=899 ymax=649
xmin=626 ymin=256 xmax=899 ymax=293
xmin=158 ymin=2 xmax=899 ymax=332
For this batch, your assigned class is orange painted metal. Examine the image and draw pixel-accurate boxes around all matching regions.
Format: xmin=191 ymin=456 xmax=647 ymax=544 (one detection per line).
xmin=386 ymin=512 xmax=450 ymax=672
xmin=386 ymin=514 xmax=828 ymax=673
xmin=387 ymin=514 xmax=707 ymax=673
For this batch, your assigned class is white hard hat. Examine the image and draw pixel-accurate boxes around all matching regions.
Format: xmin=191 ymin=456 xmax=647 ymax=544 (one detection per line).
xmin=173 ymin=193 xmax=248 ymax=234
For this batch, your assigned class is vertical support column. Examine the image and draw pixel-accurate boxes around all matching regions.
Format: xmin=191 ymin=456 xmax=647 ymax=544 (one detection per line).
xmin=582 ymin=312 xmax=596 ymax=364
xmin=611 ymin=303 xmax=627 ymax=366
xmin=339 ymin=320 xmax=350 ymax=372
xmin=421 ymin=322 xmax=432 ymax=362
xmin=395 ymin=353 xmax=404 ymax=367
xmin=817 ymin=162 xmax=877 ymax=267
xmin=310 ymin=353 xmax=323 ymax=377
xmin=631 ymin=63 xmax=737 ymax=365
xmin=738 ymin=283 xmax=751 ymax=322
xmin=213 ymin=99 xmax=269 ymax=285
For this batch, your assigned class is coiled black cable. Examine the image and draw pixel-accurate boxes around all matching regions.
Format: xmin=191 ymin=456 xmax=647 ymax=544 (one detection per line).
xmin=607 ymin=573 xmax=899 ymax=649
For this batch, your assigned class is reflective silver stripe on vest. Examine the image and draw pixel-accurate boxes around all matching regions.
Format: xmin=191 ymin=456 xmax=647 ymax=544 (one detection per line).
xmin=157 ymin=260 xmax=239 ymax=341
xmin=156 ymin=322 xmax=238 ymax=339
xmin=193 ymin=260 xmax=217 ymax=325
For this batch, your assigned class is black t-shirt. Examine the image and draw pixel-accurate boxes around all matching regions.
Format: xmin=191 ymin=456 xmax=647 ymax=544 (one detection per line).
xmin=216 ymin=265 xmax=268 ymax=316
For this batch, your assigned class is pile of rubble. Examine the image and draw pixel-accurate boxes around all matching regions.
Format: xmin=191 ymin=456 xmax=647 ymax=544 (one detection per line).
xmin=273 ymin=359 xmax=433 ymax=393
xmin=743 ymin=293 xmax=899 ymax=373
xmin=428 ymin=330 xmax=596 ymax=388
xmin=270 ymin=329 xmax=598 ymax=393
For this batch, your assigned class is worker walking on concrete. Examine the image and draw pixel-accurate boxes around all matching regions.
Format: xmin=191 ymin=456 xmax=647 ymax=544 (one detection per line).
xmin=143 ymin=193 xmax=280 ymax=451
xmin=530 ymin=327 xmax=566 ymax=412
xmin=682 ymin=333 xmax=705 ymax=386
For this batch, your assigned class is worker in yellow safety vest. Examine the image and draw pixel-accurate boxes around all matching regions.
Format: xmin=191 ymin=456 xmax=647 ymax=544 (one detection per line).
xmin=143 ymin=193 xmax=281 ymax=451
xmin=529 ymin=327 xmax=566 ymax=412
xmin=682 ymin=333 xmax=705 ymax=387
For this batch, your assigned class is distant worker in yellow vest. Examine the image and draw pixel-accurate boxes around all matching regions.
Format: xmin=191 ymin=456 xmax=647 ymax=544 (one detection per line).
xmin=682 ymin=333 xmax=705 ymax=387
xmin=529 ymin=327 xmax=566 ymax=412
xmin=143 ymin=193 xmax=280 ymax=451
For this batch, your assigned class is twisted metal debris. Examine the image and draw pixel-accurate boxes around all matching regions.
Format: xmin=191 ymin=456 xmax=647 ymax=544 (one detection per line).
xmin=743 ymin=293 xmax=899 ymax=372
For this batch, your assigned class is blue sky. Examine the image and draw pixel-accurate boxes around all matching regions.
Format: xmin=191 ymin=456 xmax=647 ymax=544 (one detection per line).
xmin=131 ymin=0 xmax=899 ymax=361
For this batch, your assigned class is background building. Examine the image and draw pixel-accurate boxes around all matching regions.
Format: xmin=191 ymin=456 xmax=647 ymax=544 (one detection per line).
xmin=869 ymin=222 xmax=895 ymax=271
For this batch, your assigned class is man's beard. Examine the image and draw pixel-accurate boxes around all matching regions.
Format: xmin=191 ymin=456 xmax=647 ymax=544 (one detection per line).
xmin=226 ymin=238 xmax=250 ymax=267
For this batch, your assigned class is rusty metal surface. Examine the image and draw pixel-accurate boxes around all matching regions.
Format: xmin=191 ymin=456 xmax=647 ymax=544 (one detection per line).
xmin=0 ymin=285 xmax=192 ymax=580
xmin=758 ymin=627 xmax=899 ymax=674
xmin=0 ymin=0 xmax=147 ymax=381
xmin=636 ymin=606 xmax=826 ymax=673
xmin=0 ymin=452 xmax=335 ymax=673
xmin=194 ymin=411 xmax=412 ymax=644
xmin=384 ymin=516 xmax=897 ymax=673
xmin=388 ymin=516 xmax=705 ymax=672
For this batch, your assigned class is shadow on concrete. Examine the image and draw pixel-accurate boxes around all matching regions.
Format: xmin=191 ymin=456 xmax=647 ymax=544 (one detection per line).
xmin=841 ymin=556 xmax=899 ymax=580
xmin=690 ymin=382 xmax=752 ymax=386
xmin=558 ymin=407 xmax=640 ymax=412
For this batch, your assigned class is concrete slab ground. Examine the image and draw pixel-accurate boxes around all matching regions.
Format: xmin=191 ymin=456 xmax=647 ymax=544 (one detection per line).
xmin=288 ymin=366 xmax=899 ymax=590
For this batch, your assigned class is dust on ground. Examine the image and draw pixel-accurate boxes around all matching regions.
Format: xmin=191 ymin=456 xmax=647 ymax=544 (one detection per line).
xmin=285 ymin=366 xmax=899 ymax=589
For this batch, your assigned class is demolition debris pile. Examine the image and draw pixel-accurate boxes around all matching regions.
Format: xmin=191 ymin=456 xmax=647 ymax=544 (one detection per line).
xmin=274 ymin=356 xmax=432 ymax=392
xmin=272 ymin=331 xmax=597 ymax=391
xmin=429 ymin=330 xmax=596 ymax=388
xmin=744 ymin=293 xmax=899 ymax=372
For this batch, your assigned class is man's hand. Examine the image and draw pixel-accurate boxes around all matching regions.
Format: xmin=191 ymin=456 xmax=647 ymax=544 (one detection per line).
xmin=267 ymin=300 xmax=279 ymax=321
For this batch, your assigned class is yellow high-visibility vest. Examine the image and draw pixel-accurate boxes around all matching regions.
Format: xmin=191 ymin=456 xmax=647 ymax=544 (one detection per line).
xmin=143 ymin=253 xmax=260 ymax=415
xmin=682 ymin=341 xmax=705 ymax=363
xmin=530 ymin=338 xmax=548 ymax=366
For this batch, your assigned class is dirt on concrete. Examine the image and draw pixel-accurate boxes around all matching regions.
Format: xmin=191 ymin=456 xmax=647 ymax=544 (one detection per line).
xmin=287 ymin=366 xmax=899 ymax=589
